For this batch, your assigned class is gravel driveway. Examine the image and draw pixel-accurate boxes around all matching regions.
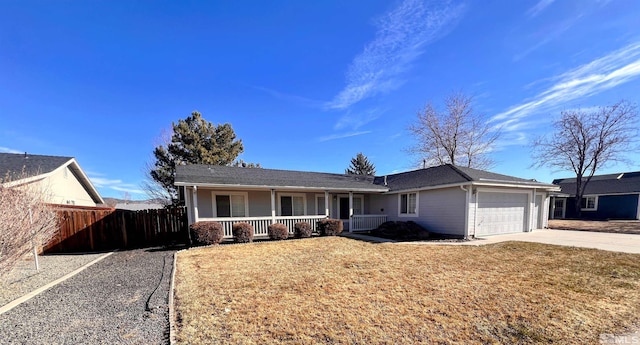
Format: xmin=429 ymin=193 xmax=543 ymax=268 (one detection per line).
xmin=0 ymin=247 xmax=176 ymax=344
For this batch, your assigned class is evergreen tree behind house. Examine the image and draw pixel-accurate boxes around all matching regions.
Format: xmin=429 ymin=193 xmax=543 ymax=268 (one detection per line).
xmin=345 ymin=153 xmax=376 ymax=176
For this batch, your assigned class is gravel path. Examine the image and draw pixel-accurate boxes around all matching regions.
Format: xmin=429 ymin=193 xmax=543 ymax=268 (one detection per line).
xmin=0 ymin=248 xmax=176 ymax=344
xmin=0 ymin=252 xmax=107 ymax=307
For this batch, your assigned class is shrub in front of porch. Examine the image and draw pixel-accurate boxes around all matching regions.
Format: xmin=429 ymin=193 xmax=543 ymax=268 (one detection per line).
xmin=232 ymin=222 xmax=254 ymax=243
xmin=268 ymin=223 xmax=289 ymax=240
xmin=317 ymin=219 xmax=343 ymax=236
xmin=294 ymin=222 xmax=312 ymax=238
xmin=190 ymin=221 xmax=224 ymax=245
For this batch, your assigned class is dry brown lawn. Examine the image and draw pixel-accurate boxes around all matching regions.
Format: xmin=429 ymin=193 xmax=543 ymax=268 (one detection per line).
xmin=549 ymin=219 xmax=640 ymax=235
xmin=174 ymin=237 xmax=640 ymax=344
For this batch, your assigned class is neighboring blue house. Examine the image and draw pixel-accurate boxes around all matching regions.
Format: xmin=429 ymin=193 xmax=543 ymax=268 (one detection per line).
xmin=550 ymin=171 xmax=640 ymax=220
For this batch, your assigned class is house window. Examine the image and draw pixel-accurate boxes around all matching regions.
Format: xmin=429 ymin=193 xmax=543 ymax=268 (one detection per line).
xmin=214 ymin=193 xmax=247 ymax=217
xmin=352 ymin=196 xmax=363 ymax=215
xmin=279 ymin=194 xmax=306 ymax=216
xmin=316 ymin=195 xmax=327 ymax=215
xmin=399 ymin=193 xmax=418 ymax=216
xmin=581 ymin=196 xmax=597 ymax=211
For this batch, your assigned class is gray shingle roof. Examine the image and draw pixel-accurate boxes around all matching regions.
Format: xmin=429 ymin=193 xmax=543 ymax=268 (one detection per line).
xmin=175 ymin=164 xmax=389 ymax=191
xmin=176 ymin=163 xmax=552 ymax=192
xmin=553 ymin=171 xmax=640 ymax=195
xmin=0 ymin=153 xmax=73 ymax=181
xmin=373 ymin=164 xmax=550 ymax=192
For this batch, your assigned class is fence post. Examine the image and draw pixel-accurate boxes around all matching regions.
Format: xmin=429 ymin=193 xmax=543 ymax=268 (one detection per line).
xmin=120 ymin=211 xmax=128 ymax=248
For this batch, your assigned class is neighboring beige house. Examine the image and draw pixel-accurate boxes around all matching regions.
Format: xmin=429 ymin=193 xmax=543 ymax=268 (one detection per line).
xmin=0 ymin=152 xmax=104 ymax=207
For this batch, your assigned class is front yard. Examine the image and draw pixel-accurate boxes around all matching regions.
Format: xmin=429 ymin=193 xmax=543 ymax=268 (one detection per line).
xmin=174 ymin=237 xmax=640 ymax=344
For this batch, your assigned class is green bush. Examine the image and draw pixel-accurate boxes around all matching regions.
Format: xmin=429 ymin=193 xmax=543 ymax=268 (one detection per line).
xmin=232 ymin=222 xmax=254 ymax=243
xmin=268 ymin=223 xmax=289 ymax=240
xmin=294 ymin=222 xmax=312 ymax=238
xmin=189 ymin=221 xmax=224 ymax=245
xmin=317 ymin=219 xmax=343 ymax=236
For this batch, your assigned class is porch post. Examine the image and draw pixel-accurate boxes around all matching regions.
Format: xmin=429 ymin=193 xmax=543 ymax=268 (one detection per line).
xmin=185 ymin=186 xmax=193 ymax=225
xmin=193 ymin=186 xmax=199 ymax=223
xmin=270 ymin=189 xmax=276 ymax=224
xmin=324 ymin=191 xmax=329 ymax=217
xmin=348 ymin=191 xmax=353 ymax=233
xmin=550 ymin=196 xmax=555 ymax=220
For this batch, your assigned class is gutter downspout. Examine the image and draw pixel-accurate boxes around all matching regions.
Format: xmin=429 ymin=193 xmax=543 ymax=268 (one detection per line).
xmin=460 ymin=185 xmax=471 ymax=239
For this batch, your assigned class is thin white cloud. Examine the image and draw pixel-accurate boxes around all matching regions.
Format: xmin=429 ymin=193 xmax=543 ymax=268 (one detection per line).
xmin=110 ymin=186 xmax=146 ymax=195
xmin=252 ymin=85 xmax=323 ymax=107
xmin=326 ymin=0 xmax=465 ymax=110
xmin=334 ymin=108 xmax=384 ymax=131
xmin=318 ymin=131 xmax=372 ymax=142
xmin=491 ymin=41 xmax=640 ymax=130
xmin=526 ymin=0 xmax=555 ymax=18
xmin=88 ymin=174 xmax=146 ymax=196
xmin=0 ymin=146 xmax=22 ymax=154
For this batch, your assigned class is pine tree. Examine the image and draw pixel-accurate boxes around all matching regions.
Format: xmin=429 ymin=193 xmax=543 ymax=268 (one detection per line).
xmin=345 ymin=153 xmax=376 ymax=176
xmin=150 ymin=111 xmax=245 ymax=202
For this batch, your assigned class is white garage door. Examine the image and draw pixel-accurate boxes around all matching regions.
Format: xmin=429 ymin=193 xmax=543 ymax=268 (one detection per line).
xmin=476 ymin=192 xmax=528 ymax=236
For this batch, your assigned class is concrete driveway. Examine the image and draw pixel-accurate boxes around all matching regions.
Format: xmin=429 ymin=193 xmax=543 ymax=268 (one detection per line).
xmin=472 ymin=229 xmax=640 ymax=254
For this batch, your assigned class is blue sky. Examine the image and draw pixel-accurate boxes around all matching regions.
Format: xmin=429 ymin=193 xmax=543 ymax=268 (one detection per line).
xmin=1 ymin=0 xmax=640 ymax=200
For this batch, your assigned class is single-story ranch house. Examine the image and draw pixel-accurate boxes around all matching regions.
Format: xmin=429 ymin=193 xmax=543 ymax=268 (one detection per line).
xmin=551 ymin=171 xmax=640 ymax=220
xmin=176 ymin=164 xmax=559 ymax=239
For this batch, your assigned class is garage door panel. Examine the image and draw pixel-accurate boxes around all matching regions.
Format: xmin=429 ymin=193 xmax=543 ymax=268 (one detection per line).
xmin=476 ymin=192 xmax=528 ymax=236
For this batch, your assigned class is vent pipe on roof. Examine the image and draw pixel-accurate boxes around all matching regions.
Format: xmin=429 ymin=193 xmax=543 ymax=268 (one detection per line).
xmin=617 ymin=173 xmax=624 ymax=180
xmin=423 ymin=159 xmax=426 ymax=169
xmin=384 ymin=175 xmax=387 ymax=186
xmin=24 ymin=152 xmax=28 ymax=159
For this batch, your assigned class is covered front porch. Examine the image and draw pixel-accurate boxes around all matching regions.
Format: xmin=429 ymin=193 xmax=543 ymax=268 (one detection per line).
xmin=183 ymin=186 xmax=388 ymax=239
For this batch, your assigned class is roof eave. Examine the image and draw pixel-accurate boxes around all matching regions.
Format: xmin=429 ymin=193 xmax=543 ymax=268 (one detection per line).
xmin=174 ymin=181 xmax=388 ymax=193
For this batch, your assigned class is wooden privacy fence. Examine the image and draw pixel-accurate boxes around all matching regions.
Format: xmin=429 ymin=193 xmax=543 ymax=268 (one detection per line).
xmin=43 ymin=206 xmax=188 ymax=253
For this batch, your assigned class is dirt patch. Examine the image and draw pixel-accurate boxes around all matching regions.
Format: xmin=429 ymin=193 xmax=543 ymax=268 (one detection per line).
xmin=549 ymin=219 xmax=640 ymax=235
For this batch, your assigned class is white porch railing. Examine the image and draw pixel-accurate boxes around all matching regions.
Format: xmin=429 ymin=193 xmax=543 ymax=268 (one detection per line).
xmin=198 ymin=215 xmax=327 ymax=238
xmin=351 ymin=214 xmax=387 ymax=232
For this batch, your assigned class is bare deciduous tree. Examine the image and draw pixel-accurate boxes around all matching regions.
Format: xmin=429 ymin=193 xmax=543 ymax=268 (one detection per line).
xmin=0 ymin=177 xmax=58 ymax=275
xmin=409 ymin=92 xmax=499 ymax=169
xmin=531 ymin=100 xmax=638 ymax=217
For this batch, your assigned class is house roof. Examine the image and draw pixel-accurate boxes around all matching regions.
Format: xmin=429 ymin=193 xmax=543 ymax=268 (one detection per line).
xmin=175 ymin=163 xmax=555 ymax=193
xmin=0 ymin=152 xmax=104 ymax=204
xmin=552 ymin=171 xmax=640 ymax=195
xmin=175 ymin=164 xmax=389 ymax=192
xmin=374 ymin=164 xmax=555 ymax=192
xmin=0 ymin=153 xmax=73 ymax=180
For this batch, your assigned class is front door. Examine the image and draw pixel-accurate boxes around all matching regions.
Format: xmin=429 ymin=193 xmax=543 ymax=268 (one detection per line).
xmin=339 ymin=197 xmax=350 ymax=220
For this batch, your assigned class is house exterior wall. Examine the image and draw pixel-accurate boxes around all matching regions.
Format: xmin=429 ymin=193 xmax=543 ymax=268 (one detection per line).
xmin=383 ymin=187 xmax=467 ymax=237
xmin=564 ymin=194 xmax=639 ymax=220
xmin=36 ymin=166 xmax=96 ymax=207
xmin=192 ymin=189 xmax=380 ymax=218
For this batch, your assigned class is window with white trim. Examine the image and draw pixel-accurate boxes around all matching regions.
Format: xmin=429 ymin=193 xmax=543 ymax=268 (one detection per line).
xmin=279 ymin=194 xmax=306 ymax=216
xmin=213 ymin=193 xmax=247 ymax=217
xmin=352 ymin=196 xmax=363 ymax=215
xmin=399 ymin=193 xmax=417 ymax=216
xmin=581 ymin=196 xmax=597 ymax=211
xmin=316 ymin=195 xmax=327 ymax=215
